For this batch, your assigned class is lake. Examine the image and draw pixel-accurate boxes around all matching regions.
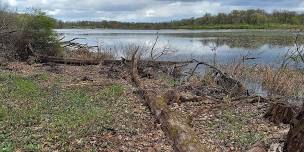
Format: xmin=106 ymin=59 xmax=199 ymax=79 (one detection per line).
xmin=55 ymin=29 xmax=303 ymax=65
xmin=55 ymin=29 xmax=304 ymax=96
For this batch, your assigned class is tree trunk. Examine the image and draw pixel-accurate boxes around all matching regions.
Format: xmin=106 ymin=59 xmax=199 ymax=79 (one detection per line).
xmin=284 ymin=104 xmax=304 ymax=152
xmin=131 ymin=50 xmax=210 ymax=152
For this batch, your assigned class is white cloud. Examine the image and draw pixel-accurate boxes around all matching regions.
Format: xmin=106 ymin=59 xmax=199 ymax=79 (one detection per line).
xmin=2 ymin=0 xmax=18 ymax=6
xmin=145 ymin=10 xmax=155 ymax=17
xmin=4 ymin=0 xmax=304 ymax=22
xmin=46 ymin=9 xmax=60 ymax=16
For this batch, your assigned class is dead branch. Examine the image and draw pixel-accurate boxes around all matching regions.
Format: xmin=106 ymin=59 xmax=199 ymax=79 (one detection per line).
xmin=188 ymin=59 xmax=225 ymax=79
xmin=148 ymin=32 xmax=176 ymax=61
xmin=189 ymin=59 xmax=248 ymax=98
xmin=150 ymin=32 xmax=159 ymax=60
xmin=60 ymin=38 xmax=86 ymax=44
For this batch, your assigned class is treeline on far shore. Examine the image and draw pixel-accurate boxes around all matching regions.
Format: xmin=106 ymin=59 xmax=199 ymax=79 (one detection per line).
xmin=56 ymin=9 xmax=304 ymax=29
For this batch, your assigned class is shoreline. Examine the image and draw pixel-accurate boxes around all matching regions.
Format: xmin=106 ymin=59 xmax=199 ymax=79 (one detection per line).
xmin=55 ymin=25 xmax=304 ymax=30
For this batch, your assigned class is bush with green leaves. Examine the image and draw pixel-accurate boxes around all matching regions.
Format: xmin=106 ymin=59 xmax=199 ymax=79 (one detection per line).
xmin=0 ymin=8 xmax=62 ymax=61
xmin=17 ymin=10 xmax=62 ymax=58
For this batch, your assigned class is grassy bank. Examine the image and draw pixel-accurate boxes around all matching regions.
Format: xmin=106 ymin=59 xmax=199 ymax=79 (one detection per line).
xmin=0 ymin=63 xmax=171 ymax=151
xmin=0 ymin=59 xmax=297 ymax=151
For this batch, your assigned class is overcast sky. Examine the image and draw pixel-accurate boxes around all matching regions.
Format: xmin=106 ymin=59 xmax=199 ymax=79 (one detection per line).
xmin=2 ymin=0 xmax=304 ymax=22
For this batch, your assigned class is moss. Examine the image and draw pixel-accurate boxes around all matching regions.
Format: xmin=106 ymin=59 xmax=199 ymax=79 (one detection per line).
xmin=154 ymin=96 xmax=168 ymax=110
xmin=168 ymin=125 xmax=179 ymax=138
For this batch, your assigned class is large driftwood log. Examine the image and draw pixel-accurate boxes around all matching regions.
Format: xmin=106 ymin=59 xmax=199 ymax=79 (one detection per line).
xmin=284 ymin=104 xmax=304 ymax=152
xmin=131 ymin=50 xmax=209 ymax=152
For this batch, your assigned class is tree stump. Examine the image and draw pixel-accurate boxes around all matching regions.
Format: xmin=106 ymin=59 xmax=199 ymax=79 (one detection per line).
xmin=264 ymin=101 xmax=301 ymax=124
xmin=284 ymin=104 xmax=304 ymax=152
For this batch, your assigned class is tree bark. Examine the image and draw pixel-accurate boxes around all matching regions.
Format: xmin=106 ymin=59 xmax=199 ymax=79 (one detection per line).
xmin=131 ymin=50 xmax=210 ymax=152
xmin=284 ymin=104 xmax=304 ymax=152
xmin=264 ymin=101 xmax=302 ymax=124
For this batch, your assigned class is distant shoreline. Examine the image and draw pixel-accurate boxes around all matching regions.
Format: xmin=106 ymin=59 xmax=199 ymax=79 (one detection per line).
xmin=56 ymin=24 xmax=304 ymax=30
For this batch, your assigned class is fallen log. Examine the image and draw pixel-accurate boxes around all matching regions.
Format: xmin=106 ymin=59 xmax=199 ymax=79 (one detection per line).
xmin=38 ymin=55 xmax=101 ymax=65
xmin=37 ymin=55 xmax=192 ymax=66
xmin=131 ymin=50 xmax=209 ymax=152
xmin=105 ymin=57 xmax=192 ymax=66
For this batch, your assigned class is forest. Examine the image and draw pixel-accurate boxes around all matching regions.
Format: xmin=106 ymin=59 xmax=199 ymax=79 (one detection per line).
xmin=57 ymin=9 xmax=304 ymax=29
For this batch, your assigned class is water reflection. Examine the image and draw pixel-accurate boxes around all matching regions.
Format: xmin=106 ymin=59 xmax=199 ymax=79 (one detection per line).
xmin=55 ymin=29 xmax=304 ymax=97
xmin=199 ymin=36 xmax=296 ymax=49
xmin=55 ymin=29 xmax=304 ymax=64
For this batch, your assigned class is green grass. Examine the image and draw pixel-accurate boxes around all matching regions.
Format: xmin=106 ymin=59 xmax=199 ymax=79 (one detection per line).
xmin=159 ymin=74 xmax=178 ymax=87
xmin=0 ymin=72 xmax=134 ymax=151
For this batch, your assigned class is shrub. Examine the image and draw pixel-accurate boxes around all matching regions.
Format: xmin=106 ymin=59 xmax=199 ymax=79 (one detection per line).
xmin=0 ymin=8 xmax=62 ymax=61
xmin=16 ymin=10 xmax=62 ymax=58
xmin=0 ymin=6 xmax=18 ymax=60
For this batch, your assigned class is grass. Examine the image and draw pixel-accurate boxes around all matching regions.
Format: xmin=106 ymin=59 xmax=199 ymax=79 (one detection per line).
xmin=0 ymin=72 xmax=135 ymax=151
xmin=64 ymin=48 xmax=115 ymax=60
xmin=159 ymin=74 xmax=178 ymax=87
xmin=220 ymin=64 xmax=304 ymax=97
xmin=207 ymin=108 xmax=266 ymax=150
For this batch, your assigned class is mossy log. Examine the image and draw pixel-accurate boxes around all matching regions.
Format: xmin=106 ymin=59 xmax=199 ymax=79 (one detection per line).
xmin=284 ymin=104 xmax=304 ymax=152
xmin=264 ymin=101 xmax=302 ymax=124
xmin=131 ymin=50 xmax=209 ymax=152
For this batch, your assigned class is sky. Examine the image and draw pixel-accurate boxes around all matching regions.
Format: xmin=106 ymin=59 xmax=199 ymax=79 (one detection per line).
xmin=1 ymin=0 xmax=304 ymax=22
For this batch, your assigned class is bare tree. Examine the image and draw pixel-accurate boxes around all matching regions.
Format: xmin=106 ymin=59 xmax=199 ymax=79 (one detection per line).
xmin=148 ymin=32 xmax=176 ymax=61
xmin=283 ymin=31 xmax=304 ymax=68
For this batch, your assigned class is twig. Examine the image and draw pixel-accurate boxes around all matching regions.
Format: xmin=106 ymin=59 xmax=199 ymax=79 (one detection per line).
xmin=150 ymin=32 xmax=159 ymax=60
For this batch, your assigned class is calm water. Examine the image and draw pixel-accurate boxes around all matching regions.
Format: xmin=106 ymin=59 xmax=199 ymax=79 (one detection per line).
xmin=55 ymin=29 xmax=302 ymax=64
xmin=55 ymin=29 xmax=304 ymax=96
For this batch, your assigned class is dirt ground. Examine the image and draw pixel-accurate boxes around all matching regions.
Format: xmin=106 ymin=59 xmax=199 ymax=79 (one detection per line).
xmin=0 ymin=62 xmax=289 ymax=151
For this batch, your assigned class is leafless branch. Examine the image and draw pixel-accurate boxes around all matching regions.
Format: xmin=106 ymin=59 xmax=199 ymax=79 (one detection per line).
xmin=187 ymin=59 xmax=226 ymax=81
xmin=150 ymin=32 xmax=159 ymax=59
